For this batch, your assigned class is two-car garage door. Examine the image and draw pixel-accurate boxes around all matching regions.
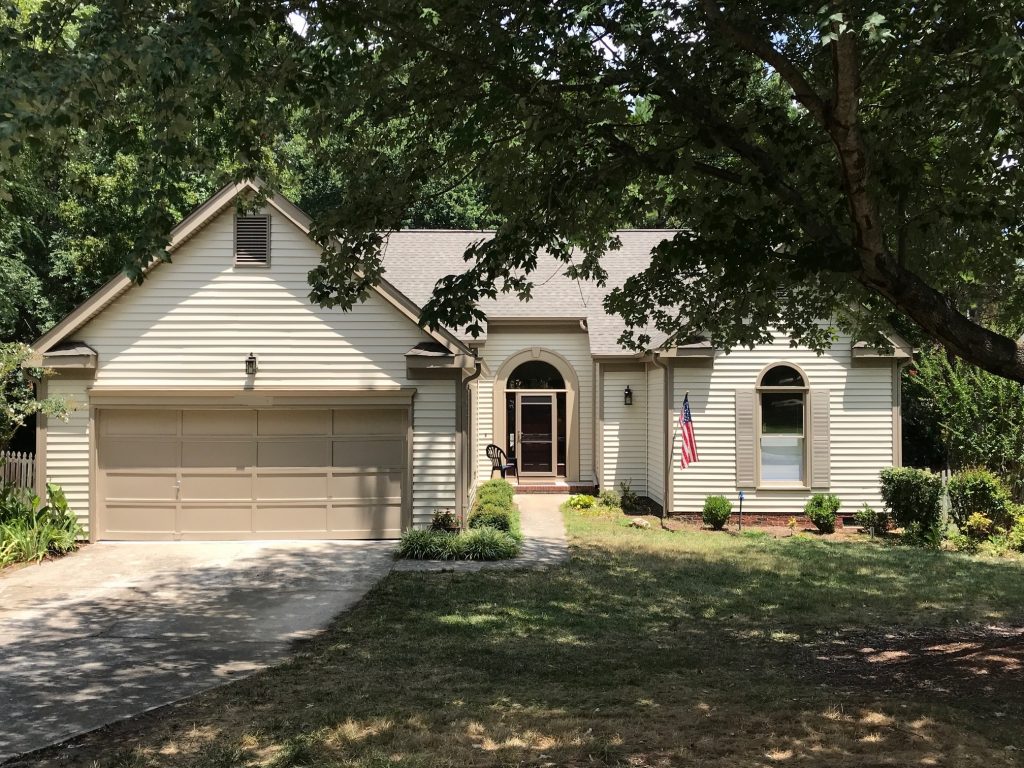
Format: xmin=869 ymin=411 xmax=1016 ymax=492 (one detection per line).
xmin=96 ymin=407 xmax=409 ymax=540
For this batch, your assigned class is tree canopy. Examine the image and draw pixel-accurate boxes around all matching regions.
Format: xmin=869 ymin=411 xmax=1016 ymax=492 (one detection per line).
xmin=2 ymin=2 xmax=1024 ymax=378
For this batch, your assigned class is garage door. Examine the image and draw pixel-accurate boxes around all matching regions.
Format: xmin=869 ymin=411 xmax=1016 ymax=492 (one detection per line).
xmin=96 ymin=407 xmax=409 ymax=540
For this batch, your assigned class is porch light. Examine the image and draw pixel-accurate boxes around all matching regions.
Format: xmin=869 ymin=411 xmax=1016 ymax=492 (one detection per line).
xmin=623 ymin=386 xmax=633 ymax=406
xmin=246 ymin=353 xmax=258 ymax=376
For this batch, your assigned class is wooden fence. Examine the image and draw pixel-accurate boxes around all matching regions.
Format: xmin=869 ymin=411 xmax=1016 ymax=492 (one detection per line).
xmin=0 ymin=450 xmax=35 ymax=490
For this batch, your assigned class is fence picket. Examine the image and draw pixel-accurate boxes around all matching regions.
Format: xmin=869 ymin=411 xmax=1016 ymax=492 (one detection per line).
xmin=0 ymin=450 xmax=35 ymax=490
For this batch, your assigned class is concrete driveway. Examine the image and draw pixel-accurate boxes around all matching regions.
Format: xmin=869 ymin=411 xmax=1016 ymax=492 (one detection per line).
xmin=0 ymin=540 xmax=395 ymax=761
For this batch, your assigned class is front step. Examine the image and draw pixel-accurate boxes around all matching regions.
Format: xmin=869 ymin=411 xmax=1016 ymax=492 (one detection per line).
xmin=513 ymin=481 xmax=598 ymax=495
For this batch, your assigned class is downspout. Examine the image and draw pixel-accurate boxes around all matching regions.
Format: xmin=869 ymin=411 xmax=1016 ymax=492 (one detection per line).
xmin=459 ymin=360 xmax=483 ymax=522
xmin=650 ymin=353 xmax=672 ymax=518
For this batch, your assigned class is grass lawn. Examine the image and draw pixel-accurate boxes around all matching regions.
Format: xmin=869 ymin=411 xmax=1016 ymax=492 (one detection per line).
xmin=16 ymin=508 xmax=1024 ymax=767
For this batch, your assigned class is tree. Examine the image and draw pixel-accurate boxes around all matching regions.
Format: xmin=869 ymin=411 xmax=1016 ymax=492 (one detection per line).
xmin=3 ymin=3 xmax=1024 ymax=377
xmin=0 ymin=342 xmax=66 ymax=449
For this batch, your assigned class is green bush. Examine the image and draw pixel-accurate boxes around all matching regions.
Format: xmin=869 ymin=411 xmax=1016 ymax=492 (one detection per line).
xmin=963 ymin=512 xmax=994 ymax=541
xmin=396 ymin=526 xmax=522 ymax=560
xmin=475 ymin=479 xmax=515 ymax=506
xmin=618 ymin=480 xmax=641 ymax=513
xmin=853 ymin=503 xmax=889 ymax=533
xmin=458 ymin=526 xmax=522 ymax=560
xmin=430 ymin=509 xmax=460 ymax=532
xmin=879 ymin=467 xmax=943 ymax=533
xmin=597 ymin=489 xmax=621 ymax=508
xmin=701 ymin=495 xmax=732 ymax=530
xmin=0 ymin=482 xmax=84 ymax=567
xmin=947 ymin=468 xmax=1013 ymax=530
xmin=468 ymin=504 xmax=513 ymax=532
xmin=567 ymin=494 xmax=595 ymax=510
xmin=804 ymin=493 xmax=841 ymax=534
xmin=1008 ymin=516 xmax=1024 ymax=552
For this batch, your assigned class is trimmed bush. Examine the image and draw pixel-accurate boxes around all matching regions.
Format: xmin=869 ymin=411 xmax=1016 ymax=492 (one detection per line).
xmin=475 ymin=479 xmax=515 ymax=507
xmin=702 ymin=495 xmax=732 ymax=530
xmin=947 ymin=468 xmax=1013 ymax=531
xmin=597 ymin=489 xmax=621 ymax=508
xmin=567 ymin=494 xmax=595 ymax=510
xmin=853 ymin=503 xmax=889 ymax=533
xmin=805 ymin=493 xmax=841 ymax=534
xmin=879 ymin=467 xmax=943 ymax=533
xmin=468 ymin=504 xmax=513 ymax=532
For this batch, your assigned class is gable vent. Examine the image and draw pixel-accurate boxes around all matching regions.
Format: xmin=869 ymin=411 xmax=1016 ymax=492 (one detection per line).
xmin=234 ymin=215 xmax=270 ymax=266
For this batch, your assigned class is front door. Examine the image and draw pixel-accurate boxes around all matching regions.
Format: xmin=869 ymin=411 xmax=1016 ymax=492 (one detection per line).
xmin=517 ymin=393 xmax=555 ymax=475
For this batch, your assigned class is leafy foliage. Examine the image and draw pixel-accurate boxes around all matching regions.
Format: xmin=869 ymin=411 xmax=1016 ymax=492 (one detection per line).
xmin=475 ymin=479 xmax=515 ymax=507
xmin=879 ymin=467 xmax=944 ymax=535
xmin=946 ymin=468 xmax=1014 ymax=531
xmin=804 ymin=494 xmax=841 ymax=534
xmin=0 ymin=481 xmax=84 ymax=567
xmin=430 ymin=509 xmax=460 ymax=533
xmin=597 ymin=489 xmax=621 ymax=509
xmin=567 ymin=494 xmax=596 ymax=510
xmin=853 ymin=503 xmax=888 ymax=534
xmin=701 ymin=495 xmax=733 ymax=531
xmin=904 ymin=347 xmax=1024 ymax=499
xmin=617 ymin=480 xmax=641 ymax=514
xmin=467 ymin=505 xmax=513 ymax=533
xmin=0 ymin=342 xmax=67 ymax=448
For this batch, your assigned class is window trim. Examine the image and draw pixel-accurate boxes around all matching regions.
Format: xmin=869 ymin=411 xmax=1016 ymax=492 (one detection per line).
xmin=233 ymin=214 xmax=272 ymax=268
xmin=755 ymin=363 xmax=809 ymax=489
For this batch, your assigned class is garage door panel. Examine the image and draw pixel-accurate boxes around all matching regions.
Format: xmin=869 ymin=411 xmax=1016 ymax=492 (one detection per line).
xmin=255 ymin=472 xmax=329 ymax=499
xmin=258 ymin=440 xmax=330 ymax=468
xmin=253 ymin=505 xmax=328 ymax=532
xmin=180 ymin=473 xmax=252 ymax=501
xmin=98 ymin=406 xmax=409 ymax=540
xmin=334 ymin=409 xmax=406 ymax=435
xmin=258 ymin=409 xmax=330 ymax=435
xmin=100 ymin=440 xmax=179 ymax=470
xmin=105 ymin=473 xmax=177 ymax=501
xmin=330 ymin=470 xmax=403 ymax=499
xmin=333 ymin=438 xmax=404 ymax=469
xmin=103 ymin=505 xmax=176 ymax=534
xmin=179 ymin=506 xmax=253 ymax=533
xmin=182 ymin=441 xmax=256 ymax=469
xmin=102 ymin=409 xmax=178 ymax=436
xmin=182 ymin=410 xmax=255 ymax=436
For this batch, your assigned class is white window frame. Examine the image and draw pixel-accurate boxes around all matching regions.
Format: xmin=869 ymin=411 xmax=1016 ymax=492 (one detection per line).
xmin=756 ymin=363 xmax=809 ymax=489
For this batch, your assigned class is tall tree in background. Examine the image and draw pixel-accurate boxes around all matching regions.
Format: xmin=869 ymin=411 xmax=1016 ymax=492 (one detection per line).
xmin=2 ymin=2 xmax=1023 ymax=378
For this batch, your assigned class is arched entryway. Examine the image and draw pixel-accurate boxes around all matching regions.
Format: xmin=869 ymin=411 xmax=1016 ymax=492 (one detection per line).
xmin=494 ymin=350 xmax=580 ymax=480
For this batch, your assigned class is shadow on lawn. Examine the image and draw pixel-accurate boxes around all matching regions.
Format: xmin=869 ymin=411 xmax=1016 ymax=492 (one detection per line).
xmin=13 ymin=531 xmax=1024 ymax=768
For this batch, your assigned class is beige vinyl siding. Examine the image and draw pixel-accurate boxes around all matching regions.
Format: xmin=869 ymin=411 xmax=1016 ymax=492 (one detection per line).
xmin=73 ymin=207 xmax=456 ymax=527
xmin=45 ymin=378 xmax=91 ymax=531
xmin=474 ymin=329 xmax=595 ymax=483
xmin=602 ymin=370 xmax=648 ymax=495
xmin=646 ymin=366 xmax=665 ymax=505
xmin=670 ymin=331 xmax=894 ymax=517
xmin=411 ymin=379 xmax=458 ymax=526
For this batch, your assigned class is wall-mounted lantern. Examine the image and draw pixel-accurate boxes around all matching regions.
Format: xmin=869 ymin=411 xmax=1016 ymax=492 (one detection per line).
xmin=623 ymin=386 xmax=633 ymax=406
xmin=245 ymin=353 xmax=258 ymax=376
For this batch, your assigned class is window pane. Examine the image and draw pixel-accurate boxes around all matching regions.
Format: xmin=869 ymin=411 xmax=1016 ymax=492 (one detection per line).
xmin=761 ymin=365 xmax=805 ymax=388
xmin=761 ymin=392 xmax=803 ymax=434
xmin=507 ymin=361 xmax=565 ymax=389
xmin=761 ymin=436 xmax=804 ymax=482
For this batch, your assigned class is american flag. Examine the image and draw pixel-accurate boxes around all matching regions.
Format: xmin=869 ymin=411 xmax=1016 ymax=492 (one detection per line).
xmin=679 ymin=394 xmax=699 ymax=469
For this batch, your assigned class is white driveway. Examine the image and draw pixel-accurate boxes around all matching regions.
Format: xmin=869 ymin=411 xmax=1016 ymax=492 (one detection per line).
xmin=0 ymin=540 xmax=395 ymax=761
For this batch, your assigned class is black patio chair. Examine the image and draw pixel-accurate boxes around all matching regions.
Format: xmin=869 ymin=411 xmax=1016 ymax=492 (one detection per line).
xmin=485 ymin=444 xmax=518 ymax=484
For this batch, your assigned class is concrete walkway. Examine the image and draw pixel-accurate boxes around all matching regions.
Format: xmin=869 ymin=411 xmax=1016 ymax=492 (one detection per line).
xmin=0 ymin=540 xmax=394 ymax=762
xmin=393 ymin=493 xmax=571 ymax=572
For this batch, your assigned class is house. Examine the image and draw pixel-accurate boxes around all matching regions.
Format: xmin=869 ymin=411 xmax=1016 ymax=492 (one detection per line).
xmin=28 ymin=181 xmax=911 ymax=540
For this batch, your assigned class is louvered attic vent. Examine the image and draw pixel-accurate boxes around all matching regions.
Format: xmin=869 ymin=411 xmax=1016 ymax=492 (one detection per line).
xmin=234 ymin=215 xmax=270 ymax=266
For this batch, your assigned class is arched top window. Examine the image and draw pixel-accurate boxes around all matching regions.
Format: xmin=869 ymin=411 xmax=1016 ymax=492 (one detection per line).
xmin=758 ymin=364 xmax=806 ymax=389
xmin=507 ymin=360 xmax=565 ymax=390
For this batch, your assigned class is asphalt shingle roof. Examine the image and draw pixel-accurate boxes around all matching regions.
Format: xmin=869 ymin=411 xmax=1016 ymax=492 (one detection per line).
xmin=380 ymin=230 xmax=676 ymax=356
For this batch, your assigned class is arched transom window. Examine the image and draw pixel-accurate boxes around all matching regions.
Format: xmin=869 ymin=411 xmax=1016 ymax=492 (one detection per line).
xmin=507 ymin=361 xmax=565 ymax=390
xmin=757 ymin=364 xmax=807 ymax=484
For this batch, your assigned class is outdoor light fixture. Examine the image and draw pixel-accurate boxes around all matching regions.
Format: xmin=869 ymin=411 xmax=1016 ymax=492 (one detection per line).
xmin=245 ymin=353 xmax=258 ymax=376
xmin=623 ymin=386 xmax=633 ymax=406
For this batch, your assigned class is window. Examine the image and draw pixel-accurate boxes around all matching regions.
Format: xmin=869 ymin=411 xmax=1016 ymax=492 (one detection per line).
xmin=235 ymin=215 xmax=270 ymax=266
xmin=758 ymin=364 xmax=806 ymax=484
xmin=506 ymin=360 xmax=564 ymax=389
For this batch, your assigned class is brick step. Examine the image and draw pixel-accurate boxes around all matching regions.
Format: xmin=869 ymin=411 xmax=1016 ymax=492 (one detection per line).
xmin=513 ymin=482 xmax=598 ymax=495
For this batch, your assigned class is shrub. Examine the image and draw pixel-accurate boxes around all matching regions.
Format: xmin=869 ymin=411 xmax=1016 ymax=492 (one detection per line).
xmin=947 ymin=468 xmax=1013 ymax=530
xmin=567 ymin=494 xmax=595 ymax=510
xmin=853 ymin=503 xmax=889 ymax=533
xmin=0 ymin=482 xmax=84 ymax=567
xmin=597 ymin=489 xmax=621 ymax=508
xmin=804 ymin=493 xmax=841 ymax=534
xmin=963 ymin=512 xmax=994 ymax=541
xmin=701 ymin=495 xmax=732 ymax=530
xmin=475 ymin=479 xmax=515 ymax=507
xmin=879 ymin=467 xmax=943 ymax=533
xmin=618 ymin=480 xmax=641 ymax=513
xmin=397 ymin=525 xmax=522 ymax=560
xmin=1008 ymin=516 xmax=1024 ymax=552
xmin=468 ymin=504 xmax=513 ymax=532
xmin=430 ymin=509 xmax=460 ymax=533
xmin=458 ymin=526 xmax=522 ymax=560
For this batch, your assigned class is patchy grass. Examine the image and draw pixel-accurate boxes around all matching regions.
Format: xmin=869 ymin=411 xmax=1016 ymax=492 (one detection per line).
xmin=14 ymin=508 xmax=1024 ymax=767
